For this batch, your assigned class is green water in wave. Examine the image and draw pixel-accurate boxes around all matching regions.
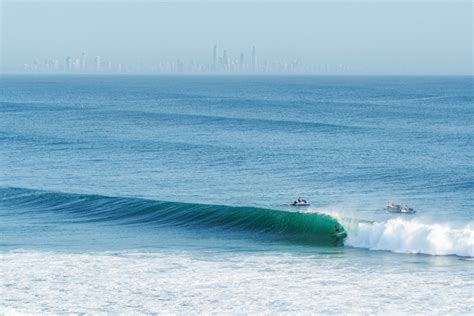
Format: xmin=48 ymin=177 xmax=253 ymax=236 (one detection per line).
xmin=1 ymin=188 xmax=347 ymax=246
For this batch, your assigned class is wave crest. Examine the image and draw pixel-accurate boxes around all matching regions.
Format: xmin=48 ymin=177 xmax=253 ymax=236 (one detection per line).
xmin=0 ymin=187 xmax=346 ymax=246
xmin=345 ymin=218 xmax=474 ymax=257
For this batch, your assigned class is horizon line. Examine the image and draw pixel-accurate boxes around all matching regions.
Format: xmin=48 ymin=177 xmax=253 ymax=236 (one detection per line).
xmin=1 ymin=73 xmax=472 ymax=77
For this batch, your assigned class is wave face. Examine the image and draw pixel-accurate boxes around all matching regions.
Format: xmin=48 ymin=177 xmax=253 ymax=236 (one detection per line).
xmin=344 ymin=218 xmax=474 ymax=257
xmin=0 ymin=188 xmax=346 ymax=246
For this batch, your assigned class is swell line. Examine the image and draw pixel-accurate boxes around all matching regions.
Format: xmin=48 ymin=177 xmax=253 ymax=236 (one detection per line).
xmin=0 ymin=187 xmax=347 ymax=246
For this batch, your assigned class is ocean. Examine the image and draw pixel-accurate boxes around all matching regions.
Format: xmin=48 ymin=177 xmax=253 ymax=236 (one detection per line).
xmin=1 ymin=75 xmax=473 ymax=314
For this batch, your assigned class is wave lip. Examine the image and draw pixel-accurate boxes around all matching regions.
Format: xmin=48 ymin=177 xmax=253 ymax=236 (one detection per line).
xmin=0 ymin=187 xmax=347 ymax=246
xmin=345 ymin=218 xmax=474 ymax=257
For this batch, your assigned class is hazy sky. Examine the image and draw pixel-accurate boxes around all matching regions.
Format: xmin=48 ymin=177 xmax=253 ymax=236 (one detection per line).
xmin=1 ymin=0 xmax=472 ymax=74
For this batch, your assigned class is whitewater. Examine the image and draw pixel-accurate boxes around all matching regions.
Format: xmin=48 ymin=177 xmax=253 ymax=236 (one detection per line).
xmin=1 ymin=75 xmax=473 ymax=314
xmin=345 ymin=217 xmax=473 ymax=257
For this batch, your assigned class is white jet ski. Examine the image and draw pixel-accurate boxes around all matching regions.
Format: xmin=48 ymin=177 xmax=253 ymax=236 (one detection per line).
xmin=290 ymin=198 xmax=310 ymax=207
xmin=387 ymin=202 xmax=416 ymax=214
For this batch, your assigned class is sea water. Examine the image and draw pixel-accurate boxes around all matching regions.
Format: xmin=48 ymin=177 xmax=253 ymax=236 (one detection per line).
xmin=0 ymin=75 xmax=473 ymax=314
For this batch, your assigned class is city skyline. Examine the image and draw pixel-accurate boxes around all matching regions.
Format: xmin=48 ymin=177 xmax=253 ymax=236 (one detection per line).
xmin=12 ymin=44 xmax=352 ymax=75
xmin=2 ymin=1 xmax=472 ymax=75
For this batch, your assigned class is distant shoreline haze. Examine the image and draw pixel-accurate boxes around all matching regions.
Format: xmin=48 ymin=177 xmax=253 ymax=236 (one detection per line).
xmin=1 ymin=1 xmax=472 ymax=75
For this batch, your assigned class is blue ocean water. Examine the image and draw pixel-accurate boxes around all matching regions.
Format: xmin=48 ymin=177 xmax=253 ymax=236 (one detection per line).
xmin=1 ymin=75 xmax=473 ymax=314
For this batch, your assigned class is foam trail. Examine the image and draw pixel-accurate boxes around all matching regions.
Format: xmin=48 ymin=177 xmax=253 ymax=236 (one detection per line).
xmin=345 ymin=218 xmax=474 ymax=257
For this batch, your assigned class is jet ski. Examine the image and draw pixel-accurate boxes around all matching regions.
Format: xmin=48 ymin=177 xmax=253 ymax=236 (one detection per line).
xmin=290 ymin=199 xmax=310 ymax=207
xmin=387 ymin=202 xmax=416 ymax=214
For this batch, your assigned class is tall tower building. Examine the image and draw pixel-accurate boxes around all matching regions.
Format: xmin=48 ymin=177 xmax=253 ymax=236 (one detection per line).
xmin=213 ymin=44 xmax=218 ymax=69
xmin=94 ymin=56 xmax=101 ymax=73
xmin=222 ymin=50 xmax=229 ymax=70
xmin=251 ymin=46 xmax=257 ymax=72
xmin=53 ymin=59 xmax=59 ymax=72
xmin=73 ymin=58 xmax=81 ymax=72
xmin=81 ymin=52 xmax=86 ymax=72
xmin=106 ymin=60 xmax=112 ymax=73
xmin=239 ymin=53 xmax=244 ymax=72
xmin=66 ymin=56 xmax=72 ymax=72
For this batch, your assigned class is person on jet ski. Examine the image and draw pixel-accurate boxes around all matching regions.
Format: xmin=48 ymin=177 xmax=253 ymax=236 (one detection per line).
xmin=293 ymin=197 xmax=307 ymax=205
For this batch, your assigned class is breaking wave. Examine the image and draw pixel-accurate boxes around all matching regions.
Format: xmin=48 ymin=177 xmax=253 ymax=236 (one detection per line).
xmin=344 ymin=217 xmax=474 ymax=257
xmin=0 ymin=187 xmax=346 ymax=246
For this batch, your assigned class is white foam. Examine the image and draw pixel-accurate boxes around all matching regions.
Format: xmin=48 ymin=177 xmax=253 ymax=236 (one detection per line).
xmin=345 ymin=218 xmax=474 ymax=257
xmin=1 ymin=250 xmax=473 ymax=314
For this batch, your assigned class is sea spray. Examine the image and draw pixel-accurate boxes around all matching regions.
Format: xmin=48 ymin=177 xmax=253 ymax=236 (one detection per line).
xmin=345 ymin=218 xmax=474 ymax=257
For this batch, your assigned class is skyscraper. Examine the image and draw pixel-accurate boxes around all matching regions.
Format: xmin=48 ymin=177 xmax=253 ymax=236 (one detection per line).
xmin=239 ymin=53 xmax=244 ymax=72
xmin=251 ymin=46 xmax=257 ymax=72
xmin=222 ymin=50 xmax=229 ymax=70
xmin=213 ymin=44 xmax=218 ymax=69
xmin=81 ymin=52 xmax=86 ymax=72
xmin=66 ymin=56 xmax=72 ymax=72
xmin=94 ymin=56 xmax=101 ymax=72
xmin=73 ymin=58 xmax=81 ymax=72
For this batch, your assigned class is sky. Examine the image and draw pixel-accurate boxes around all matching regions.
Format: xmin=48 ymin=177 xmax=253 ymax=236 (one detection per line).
xmin=1 ymin=0 xmax=472 ymax=74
